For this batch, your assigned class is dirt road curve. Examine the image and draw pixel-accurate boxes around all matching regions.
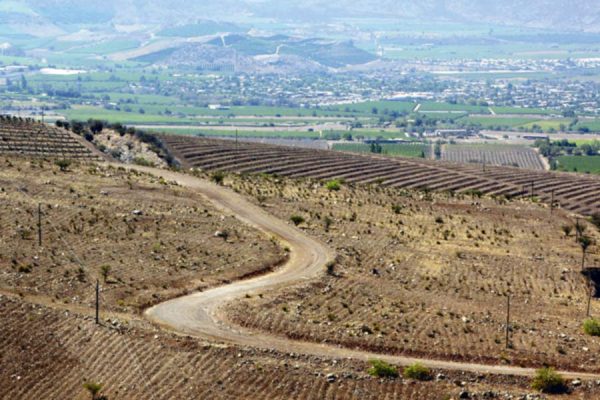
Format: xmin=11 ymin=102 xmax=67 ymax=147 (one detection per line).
xmin=124 ymin=164 xmax=600 ymax=380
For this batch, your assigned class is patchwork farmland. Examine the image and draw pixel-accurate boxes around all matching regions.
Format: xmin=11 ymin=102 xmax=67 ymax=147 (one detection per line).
xmin=161 ymin=135 xmax=600 ymax=216
xmin=441 ymin=144 xmax=546 ymax=170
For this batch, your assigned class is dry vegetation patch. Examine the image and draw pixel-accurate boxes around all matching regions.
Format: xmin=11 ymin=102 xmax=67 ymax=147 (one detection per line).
xmin=217 ymin=171 xmax=600 ymax=372
xmin=0 ymin=157 xmax=285 ymax=313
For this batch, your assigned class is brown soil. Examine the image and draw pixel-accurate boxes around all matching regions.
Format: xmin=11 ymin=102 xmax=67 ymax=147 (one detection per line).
xmin=0 ymin=157 xmax=285 ymax=313
xmin=220 ymin=171 xmax=600 ymax=373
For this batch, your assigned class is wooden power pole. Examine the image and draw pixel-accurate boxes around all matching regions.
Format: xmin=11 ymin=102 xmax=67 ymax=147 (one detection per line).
xmin=550 ymin=189 xmax=555 ymax=214
xmin=587 ymin=281 xmax=593 ymax=318
xmin=95 ymin=280 xmax=100 ymax=325
xmin=505 ymin=293 xmax=511 ymax=349
xmin=37 ymin=203 xmax=42 ymax=247
xmin=530 ymin=181 xmax=534 ymax=201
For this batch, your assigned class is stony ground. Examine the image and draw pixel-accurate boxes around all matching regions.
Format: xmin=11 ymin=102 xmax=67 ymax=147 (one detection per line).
xmin=5 ymin=295 xmax=599 ymax=399
xmin=2 ymin=159 xmax=600 ymax=399
xmin=0 ymin=157 xmax=285 ymax=313
xmin=93 ymin=129 xmax=168 ymax=168
xmin=219 ymin=171 xmax=600 ymax=373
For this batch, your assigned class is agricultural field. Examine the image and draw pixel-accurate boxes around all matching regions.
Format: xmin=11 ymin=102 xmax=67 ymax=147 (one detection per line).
xmin=223 ymin=171 xmax=600 ymax=374
xmin=458 ymin=116 xmax=542 ymax=129
xmin=556 ymin=156 xmax=600 ymax=174
xmin=161 ymin=136 xmax=600 ymax=216
xmin=490 ymin=106 xmax=555 ymax=115
xmin=2 ymin=125 xmax=600 ymax=398
xmin=0 ymin=158 xmax=285 ymax=313
xmin=0 ymin=117 xmax=103 ymax=160
xmin=332 ymin=143 xmax=430 ymax=158
xmin=2 ymin=293 xmax=552 ymax=399
xmin=442 ymin=144 xmax=546 ymax=170
xmin=419 ymin=101 xmax=489 ymax=114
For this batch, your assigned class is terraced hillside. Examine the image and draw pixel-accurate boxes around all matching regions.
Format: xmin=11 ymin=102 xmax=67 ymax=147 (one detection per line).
xmin=0 ymin=116 xmax=103 ymax=161
xmin=161 ymin=135 xmax=600 ymax=216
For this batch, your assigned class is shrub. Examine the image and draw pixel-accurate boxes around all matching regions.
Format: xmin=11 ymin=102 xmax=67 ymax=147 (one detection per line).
xmin=323 ymin=216 xmax=333 ymax=232
xmin=100 ymin=265 xmax=111 ymax=282
xmin=54 ymin=159 xmax=72 ymax=172
xmin=133 ymin=157 xmax=155 ymax=167
xmin=326 ymin=261 xmax=335 ymax=276
xmin=435 ymin=216 xmax=444 ymax=224
xmin=583 ymin=318 xmax=600 ymax=336
xmin=211 ymin=171 xmax=225 ymax=185
xmin=83 ymin=382 xmax=103 ymax=399
xmin=592 ymin=212 xmax=600 ymax=230
xmin=325 ymin=179 xmax=341 ymax=191
xmin=367 ymin=359 xmax=398 ymax=378
xmin=392 ymin=204 xmax=403 ymax=214
xmin=402 ymin=363 xmax=431 ymax=381
xmin=531 ymin=367 xmax=566 ymax=393
xmin=290 ymin=215 xmax=305 ymax=226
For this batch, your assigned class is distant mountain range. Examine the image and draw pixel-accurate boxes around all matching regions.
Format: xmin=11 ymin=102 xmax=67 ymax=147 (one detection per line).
xmin=1 ymin=0 xmax=599 ymax=32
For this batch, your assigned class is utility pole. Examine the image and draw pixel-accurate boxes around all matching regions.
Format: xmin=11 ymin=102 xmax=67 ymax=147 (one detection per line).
xmin=505 ymin=293 xmax=511 ymax=349
xmin=550 ymin=189 xmax=555 ymax=214
xmin=37 ymin=203 xmax=42 ymax=247
xmin=587 ymin=280 xmax=593 ymax=318
xmin=235 ymin=128 xmax=238 ymax=148
xmin=530 ymin=181 xmax=534 ymax=201
xmin=95 ymin=279 xmax=100 ymax=325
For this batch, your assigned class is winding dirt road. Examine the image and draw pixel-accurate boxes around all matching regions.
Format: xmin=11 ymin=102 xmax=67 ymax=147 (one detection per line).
xmin=126 ymin=165 xmax=600 ymax=380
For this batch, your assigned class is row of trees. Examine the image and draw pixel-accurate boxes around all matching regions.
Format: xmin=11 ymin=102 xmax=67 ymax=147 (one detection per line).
xmin=55 ymin=119 xmax=177 ymax=166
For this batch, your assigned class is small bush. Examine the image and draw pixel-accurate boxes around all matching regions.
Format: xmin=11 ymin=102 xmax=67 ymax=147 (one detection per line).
xmin=133 ymin=157 xmax=155 ymax=167
xmin=392 ymin=204 xmax=403 ymax=214
xmin=18 ymin=264 xmax=32 ymax=273
xmin=531 ymin=367 xmax=566 ymax=393
xmin=100 ymin=265 xmax=111 ymax=282
xmin=326 ymin=261 xmax=335 ymax=276
xmin=290 ymin=215 xmax=305 ymax=226
xmin=325 ymin=179 xmax=341 ymax=191
xmin=83 ymin=382 xmax=103 ymax=399
xmin=403 ymin=363 xmax=431 ymax=381
xmin=54 ymin=159 xmax=72 ymax=172
xmin=583 ymin=318 xmax=600 ymax=336
xmin=211 ymin=171 xmax=225 ymax=185
xmin=367 ymin=359 xmax=398 ymax=378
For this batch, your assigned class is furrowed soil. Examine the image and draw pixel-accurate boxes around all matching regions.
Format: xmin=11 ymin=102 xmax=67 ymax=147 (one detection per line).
xmin=221 ymin=172 xmax=600 ymax=373
xmin=3 ymin=157 xmax=600 ymax=399
xmin=0 ymin=157 xmax=285 ymax=313
xmin=4 ymin=294 xmax=565 ymax=400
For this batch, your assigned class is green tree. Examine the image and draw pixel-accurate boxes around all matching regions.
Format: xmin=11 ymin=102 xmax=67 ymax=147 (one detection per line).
xmin=531 ymin=367 xmax=566 ymax=393
xmin=54 ymin=159 xmax=72 ymax=172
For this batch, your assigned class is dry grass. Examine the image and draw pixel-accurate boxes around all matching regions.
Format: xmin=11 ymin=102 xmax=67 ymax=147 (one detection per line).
xmin=0 ymin=157 xmax=285 ymax=313
xmin=220 ymin=171 xmax=600 ymax=372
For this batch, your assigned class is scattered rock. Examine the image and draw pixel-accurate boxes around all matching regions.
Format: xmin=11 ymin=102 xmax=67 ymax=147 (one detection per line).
xmin=326 ymin=373 xmax=337 ymax=383
xmin=459 ymin=390 xmax=470 ymax=399
xmin=132 ymin=209 xmax=143 ymax=216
